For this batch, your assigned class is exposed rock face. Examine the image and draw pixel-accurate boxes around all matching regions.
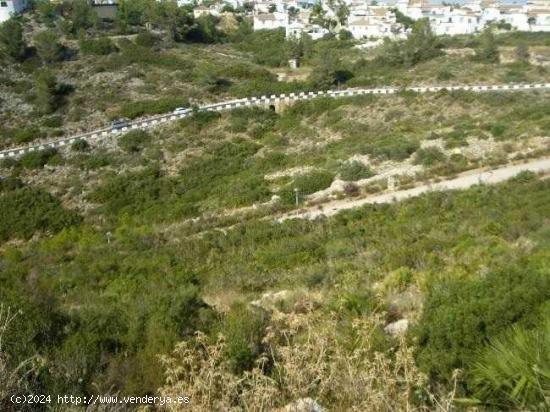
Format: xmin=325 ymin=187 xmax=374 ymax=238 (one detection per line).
xmin=384 ymin=319 xmax=409 ymax=336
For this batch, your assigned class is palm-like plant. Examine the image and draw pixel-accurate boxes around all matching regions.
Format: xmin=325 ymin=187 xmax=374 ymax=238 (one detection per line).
xmin=472 ymin=318 xmax=550 ymax=410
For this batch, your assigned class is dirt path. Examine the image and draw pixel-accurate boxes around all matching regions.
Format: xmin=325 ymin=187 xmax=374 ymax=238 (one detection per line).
xmin=278 ymin=157 xmax=550 ymax=221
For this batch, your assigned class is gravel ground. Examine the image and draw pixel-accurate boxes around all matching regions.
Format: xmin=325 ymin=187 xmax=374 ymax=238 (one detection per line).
xmin=279 ymin=157 xmax=550 ymax=221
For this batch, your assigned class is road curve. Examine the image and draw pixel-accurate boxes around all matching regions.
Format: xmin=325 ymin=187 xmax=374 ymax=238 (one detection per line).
xmin=1 ymin=82 xmax=550 ymax=159
xmin=278 ymin=157 xmax=550 ymax=222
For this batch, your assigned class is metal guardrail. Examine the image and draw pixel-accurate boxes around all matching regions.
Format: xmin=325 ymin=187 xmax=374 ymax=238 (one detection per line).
xmin=1 ymin=83 xmax=549 ymax=159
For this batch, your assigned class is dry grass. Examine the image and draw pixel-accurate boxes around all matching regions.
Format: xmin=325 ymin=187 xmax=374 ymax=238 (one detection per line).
xmin=0 ymin=305 xmax=40 ymax=405
xmin=159 ymin=301 xmax=458 ymax=411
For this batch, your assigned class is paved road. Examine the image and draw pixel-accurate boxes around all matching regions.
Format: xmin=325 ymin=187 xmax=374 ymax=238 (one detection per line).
xmin=1 ymin=82 xmax=550 ymax=159
xmin=278 ymin=157 xmax=550 ymax=221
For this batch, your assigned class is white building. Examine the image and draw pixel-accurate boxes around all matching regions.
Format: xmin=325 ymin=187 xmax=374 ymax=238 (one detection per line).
xmin=0 ymin=0 xmax=28 ymax=23
xmin=348 ymin=5 xmax=404 ymax=40
xmin=397 ymin=0 xmax=550 ymax=35
xmin=527 ymin=0 xmax=550 ymax=31
xmin=305 ymin=24 xmax=329 ymax=40
xmin=193 ymin=5 xmax=220 ymax=18
xmin=286 ymin=20 xmax=304 ymax=37
xmin=248 ymin=0 xmax=550 ymax=40
xmin=253 ymin=12 xmax=288 ymax=30
xmin=428 ymin=7 xmax=481 ymax=35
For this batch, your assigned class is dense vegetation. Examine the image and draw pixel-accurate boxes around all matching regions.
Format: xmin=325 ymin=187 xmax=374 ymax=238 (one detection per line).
xmin=1 ymin=170 xmax=549 ymax=409
xmin=0 ymin=178 xmax=81 ymax=241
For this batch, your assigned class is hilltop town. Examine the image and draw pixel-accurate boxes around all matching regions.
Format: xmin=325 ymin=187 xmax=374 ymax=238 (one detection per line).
xmin=2 ymin=1 xmax=550 ymax=39
xmin=208 ymin=0 xmax=550 ymax=40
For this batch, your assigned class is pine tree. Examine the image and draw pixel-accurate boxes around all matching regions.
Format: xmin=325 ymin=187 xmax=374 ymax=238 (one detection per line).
xmin=475 ymin=28 xmax=499 ymax=64
xmin=35 ymin=72 xmax=59 ymax=114
xmin=0 ymin=19 xmax=26 ymax=61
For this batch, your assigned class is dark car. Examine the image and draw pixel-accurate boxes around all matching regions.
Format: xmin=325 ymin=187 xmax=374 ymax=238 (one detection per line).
xmin=111 ymin=119 xmax=129 ymax=131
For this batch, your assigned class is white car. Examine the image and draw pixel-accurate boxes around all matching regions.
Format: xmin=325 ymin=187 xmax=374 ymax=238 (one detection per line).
xmin=173 ymin=107 xmax=191 ymax=115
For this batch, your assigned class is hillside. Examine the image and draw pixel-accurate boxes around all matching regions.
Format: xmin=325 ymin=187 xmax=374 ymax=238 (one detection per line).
xmin=1 ymin=2 xmax=549 ymax=411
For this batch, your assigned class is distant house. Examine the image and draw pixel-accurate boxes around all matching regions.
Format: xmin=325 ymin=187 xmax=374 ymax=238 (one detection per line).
xmin=286 ymin=20 xmax=304 ymax=38
xmin=0 ymin=0 xmax=28 ymax=23
xmin=305 ymin=24 xmax=329 ymax=40
xmin=193 ymin=5 xmax=220 ymax=18
xmin=428 ymin=6 xmax=481 ymax=35
xmin=395 ymin=0 xmax=550 ymax=34
xmin=527 ymin=0 xmax=550 ymax=31
xmin=347 ymin=5 xmax=404 ymax=40
xmin=253 ymin=12 xmax=288 ymax=30
xmin=348 ymin=16 xmax=394 ymax=39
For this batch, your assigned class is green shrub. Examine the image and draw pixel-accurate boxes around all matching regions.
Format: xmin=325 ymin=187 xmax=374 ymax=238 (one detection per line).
xmin=135 ymin=32 xmax=160 ymax=48
xmin=293 ymin=170 xmax=334 ymax=195
xmin=235 ymin=29 xmax=289 ymax=67
xmin=117 ymin=98 xmax=189 ymax=119
xmin=510 ymin=170 xmax=536 ymax=184
xmin=167 ymin=284 xmax=216 ymax=337
xmin=443 ymin=128 xmax=469 ymax=148
xmin=0 ymin=158 xmax=19 ymax=169
xmin=19 ymin=148 xmax=59 ymax=169
xmin=229 ymin=107 xmax=277 ymax=135
xmin=413 ymin=147 xmax=447 ymax=167
xmin=503 ymin=66 xmax=529 ymax=83
xmin=179 ymin=139 xmax=270 ymax=208
xmin=283 ymin=97 xmax=347 ymax=120
xmin=221 ymin=303 xmax=268 ymax=374
xmin=184 ymin=110 xmax=221 ymax=131
xmin=378 ymin=19 xmax=442 ymax=68
xmin=474 ymin=28 xmax=500 ymax=64
xmin=228 ymin=115 xmax=248 ymax=133
xmin=34 ymin=29 xmax=64 ymax=63
xmin=339 ymin=29 xmax=352 ymax=41
xmin=71 ymin=153 xmax=113 ymax=170
xmin=327 ymin=290 xmax=379 ymax=317
xmin=490 ymin=122 xmax=508 ymax=139
xmin=366 ymin=136 xmax=420 ymax=161
xmin=436 ymin=69 xmax=454 ymax=81
xmin=0 ymin=176 xmax=24 ymax=192
xmin=0 ymin=186 xmax=82 ymax=241
xmin=414 ymin=267 xmax=550 ymax=382
xmin=495 ymin=20 xmax=512 ymax=31
xmin=118 ymin=130 xmax=151 ymax=153
xmin=339 ymin=161 xmax=374 ymax=181
xmin=71 ymin=139 xmax=89 ymax=152
xmin=279 ymin=170 xmax=335 ymax=204
xmin=88 ymin=166 xmax=176 ymax=217
xmin=14 ymin=127 xmax=45 ymax=144
xmin=79 ymin=36 xmax=117 ymax=55
xmin=223 ymin=174 xmax=271 ymax=207
xmin=42 ymin=115 xmax=62 ymax=128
